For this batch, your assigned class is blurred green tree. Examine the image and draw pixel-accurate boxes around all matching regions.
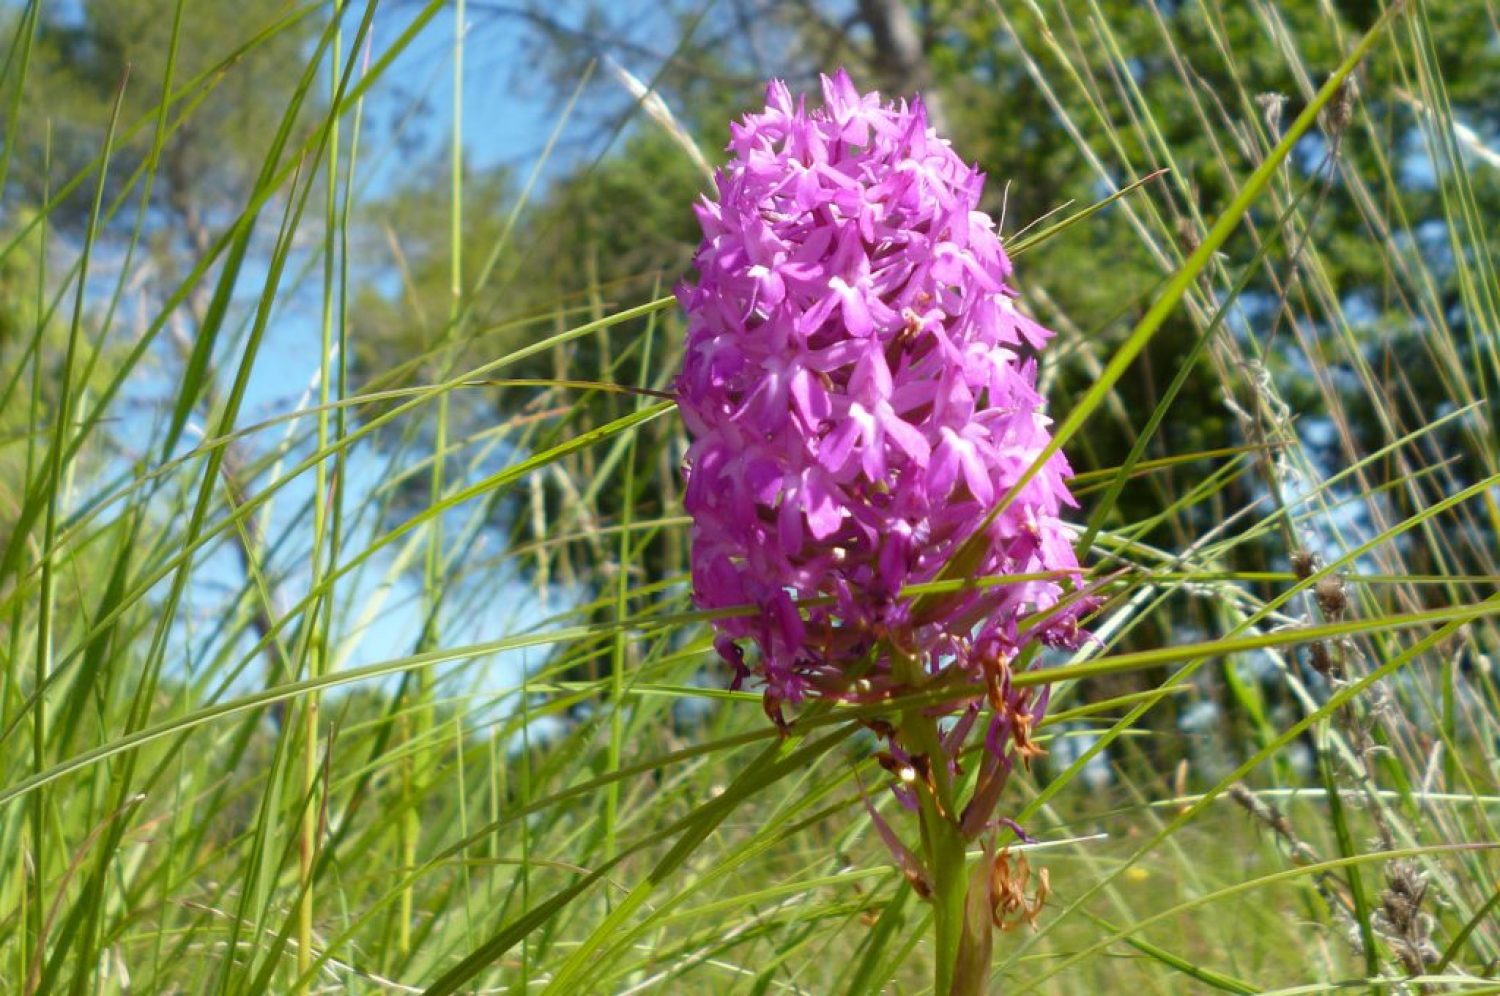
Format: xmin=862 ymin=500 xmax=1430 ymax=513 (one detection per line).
xmin=5 ymin=0 xmax=316 ymax=248
xmin=0 ymin=0 xmax=325 ymax=695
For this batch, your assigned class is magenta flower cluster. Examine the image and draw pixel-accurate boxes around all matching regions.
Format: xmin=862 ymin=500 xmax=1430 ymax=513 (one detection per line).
xmin=676 ymin=71 xmax=1089 ymax=749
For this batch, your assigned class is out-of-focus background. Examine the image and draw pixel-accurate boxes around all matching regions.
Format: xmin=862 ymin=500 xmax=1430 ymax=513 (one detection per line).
xmin=1 ymin=0 xmax=1497 ymax=991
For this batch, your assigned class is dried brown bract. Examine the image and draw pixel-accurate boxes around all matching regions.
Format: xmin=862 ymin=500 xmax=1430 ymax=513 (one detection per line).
xmin=1315 ymin=575 xmax=1349 ymax=620
xmin=1320 ymin=74 xmax=1360 ymax=143
xmin=1376 ymin=859 xmax=1441 ymax=975
xmin=1308 ymin=640 xmax=1339 ymax=679
xmin=989 ymin=848 xmax=1049 ymax=932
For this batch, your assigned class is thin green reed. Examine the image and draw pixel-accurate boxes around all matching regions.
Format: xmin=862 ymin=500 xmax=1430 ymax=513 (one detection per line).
xmin=295 ymin=0 xmax=345 ymax=983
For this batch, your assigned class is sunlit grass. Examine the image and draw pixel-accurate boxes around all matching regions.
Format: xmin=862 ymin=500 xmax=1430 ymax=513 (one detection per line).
xmin=1 ymin=0 xmax=1496 ymax=992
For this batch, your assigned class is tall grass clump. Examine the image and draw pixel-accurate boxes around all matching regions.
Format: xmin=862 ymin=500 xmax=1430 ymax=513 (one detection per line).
xmin=0 ymin=0 xmax=1496 ymax=992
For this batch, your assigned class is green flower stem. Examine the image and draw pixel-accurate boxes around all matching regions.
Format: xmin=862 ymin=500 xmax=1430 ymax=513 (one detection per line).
xmin=923 ymin=799 xmax=971 ymax=995
xmin=894 ymin=651 xmax=974 ymax=994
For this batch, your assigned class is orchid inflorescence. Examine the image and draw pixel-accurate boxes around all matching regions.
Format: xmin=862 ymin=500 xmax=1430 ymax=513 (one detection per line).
xmin=676 ymin=70 xmax=1092 ymax=838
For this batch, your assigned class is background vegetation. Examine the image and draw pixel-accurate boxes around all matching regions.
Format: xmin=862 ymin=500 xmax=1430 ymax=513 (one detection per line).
xmin=1 ymin=0 xmax=1497 ymax=991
